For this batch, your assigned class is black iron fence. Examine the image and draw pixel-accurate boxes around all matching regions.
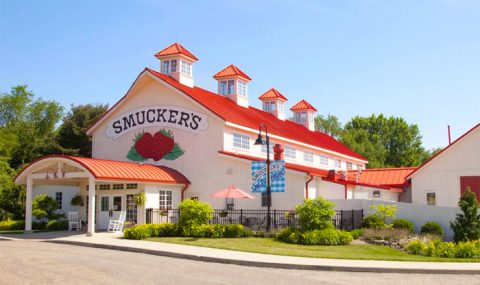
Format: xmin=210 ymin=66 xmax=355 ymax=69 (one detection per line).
xmin=145 ymin=208 xmax=363 ymax=231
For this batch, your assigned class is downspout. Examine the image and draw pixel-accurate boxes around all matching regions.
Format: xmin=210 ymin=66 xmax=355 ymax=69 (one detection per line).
xmin=180 ymin=183 xmax=190 ymax=201
xmin=344 ymin=184 xmax=348 ymax=199
xmin=305 ymin=175 xmax=314 ymax=199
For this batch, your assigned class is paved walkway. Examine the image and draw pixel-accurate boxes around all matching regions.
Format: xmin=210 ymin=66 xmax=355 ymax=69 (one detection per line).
xmin=1 ymin=231 xmax=479 ymax=274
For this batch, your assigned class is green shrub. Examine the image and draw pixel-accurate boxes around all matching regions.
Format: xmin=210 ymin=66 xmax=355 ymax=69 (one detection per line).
xmin=295 ymin=197 xmax=335 ymax=231
xmin=369 ymin=204 xmax=397 ymax=224
xmin=33 ymin=221 xmax=47 ymax=230
xmin=420 ymin=221 xmax=444 ymax=238
xmin=224 ymin=224 xmax=244 ymax=238
xmin=123 ymin=223 xmax=245 ymax=240
xmin=406 ymin=240 xmax=425 ymax=255
xmin=434 ymin=242 xmax=456 ymax=258
xmin=178 ymin=199 xmax=213 ymax=231
xmin=276 ymin=227 xmax=352 ymax=245
xmin=0 ymin=220 xmax=25 ymax=231
xmin=361 ymin=215 xmax=385 ymax=229
xmin=450 ymin=188 xmax=480 ymax=243
xmin=392 ymin=219 xmax=414 ymax=233
xmin=455 ymin=241 xmax=480 ymax=258
xmin=406 ymin=240 xmax=480 ymax=259
xmin=45 ymin=219 xmax=68 ymax=231
xmin=350 ymin=229 xmax=364 ymax=240
xmin=32 ymin=194 xmax=59 ymax=221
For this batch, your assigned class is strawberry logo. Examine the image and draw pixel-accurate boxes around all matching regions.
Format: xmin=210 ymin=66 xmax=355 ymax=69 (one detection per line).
xmin=127 ymin=129 xmax=184 ymax=162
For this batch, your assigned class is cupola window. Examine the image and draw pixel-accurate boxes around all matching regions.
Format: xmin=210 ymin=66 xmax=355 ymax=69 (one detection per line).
xmin=162 ymin=60 xmax=170 ymax=73
xmin=181 ymin=60 xmax=192 ymax=76
xmin=238 ymin=81 xmax=247 ymax=96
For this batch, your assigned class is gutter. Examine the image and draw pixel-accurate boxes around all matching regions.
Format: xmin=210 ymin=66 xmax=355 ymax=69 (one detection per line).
xmin=180 ymin=182 xmax=190 ymax=201
xmin=305 ymin=175 xmax=314 ymax=199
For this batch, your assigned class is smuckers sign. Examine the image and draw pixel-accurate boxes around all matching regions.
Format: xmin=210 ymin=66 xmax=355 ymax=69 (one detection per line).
xmin=106 ymin=105 xmax=209 ymax=140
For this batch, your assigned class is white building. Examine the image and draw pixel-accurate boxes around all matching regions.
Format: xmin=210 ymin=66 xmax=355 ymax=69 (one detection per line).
xmin=15 ymin=43 xmax=403 ymax=235
xmin=406 ymin=124 xmax=480 ymax=207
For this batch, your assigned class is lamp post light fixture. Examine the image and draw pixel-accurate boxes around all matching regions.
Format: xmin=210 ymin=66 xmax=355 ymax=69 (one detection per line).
xmin=254 ymin=123 xmax=272 ymax=232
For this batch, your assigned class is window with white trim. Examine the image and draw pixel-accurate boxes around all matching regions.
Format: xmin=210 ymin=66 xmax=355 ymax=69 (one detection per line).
xmin=181 ymin=60 xmax=192 ymax=76
xmin=427 ymin=193 xmax=436 ymax=206
xmin=219 ymin=80 xmax=235 ymax=95
xmin=233 ymin=133 xmax=250 ymax=150
xmin=294 ymin=112 xmax=307 ymax=123
xmin=304 ymin=151 xmax=313 ymax=162
xmin=284 ymin=146 xmax=296 ymax=159
xmin=237 ymin=81 xmax=247 ymax=96
xmin=113 ymin=184 xmax=124 ymax=190
xmin=228 ymin=80 xmax=235 ymax=94
xmin=346 ymin=162 xmax=353 ymax=170
xmin=320 ymin=155 xmax=328 ymax=166
xmin=159 ymin=190 xmax=173 ymax=210
xmin=278 ymin=101 xmax=284 ymax=112
xmin=171 ymin=59 xmax=177 ymax=72
xmin=356 ymin=164 xmax=363 ymax=170
xmin=99 ymin=184 xmax=110 ymax=190
xmin=55 ymin=192 xmax=62 ymax=210
xmin=335 ymin=159 xmax=341 ymax=168
xmin=162 ymin=60 xmax=170 ymax=73
xmin=261 ymin=143 xmax=274 ymax=154
xmin=263 ymin=101 xmax=276 ymax=112
xmin=126 ymin=183 xmax=138 ymax=190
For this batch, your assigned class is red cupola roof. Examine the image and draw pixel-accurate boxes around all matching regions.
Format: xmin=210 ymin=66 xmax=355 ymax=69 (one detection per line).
xmin=213 ymin=64 xmax=252 ymax=82
xmin=258 ymin=88 xmax=288 ymax=102
xmin=290 ymin=99 xmax=317 ymax=112
xmin=154 ymin=42 xmax=198 ymax=61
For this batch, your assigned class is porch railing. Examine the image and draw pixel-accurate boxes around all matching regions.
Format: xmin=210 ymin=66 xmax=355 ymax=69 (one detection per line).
xmin=145 ymin=208 xmax=363 ymax=231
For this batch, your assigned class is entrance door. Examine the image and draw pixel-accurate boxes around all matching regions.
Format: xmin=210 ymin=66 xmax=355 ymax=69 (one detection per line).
xmin=98 ymin=195 xmax=124 ymax=230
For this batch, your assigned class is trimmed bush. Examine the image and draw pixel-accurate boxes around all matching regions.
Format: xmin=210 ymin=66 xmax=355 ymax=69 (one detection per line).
xmin=276 ymin=227 xmax=353 ymax=245
xmin=295 ymin=197 xmax=335 ymax=231
xmin=123 ymin=223 xmax=245 ymax=240
xmin=361 ymin=215 xmax=385 ymax=229
xmin=392 ymin=219 xmax=414 ymax=233
xmin=178 ymin=199 xmax=213 ymax=232
xmin=420 ymin=221 xmax=444 ymax=238
xmin=45 ymin=219 xmax=68 ymax=231
xmin=0 ymin=220 xmax=25 ymax=231
xmin=350 ymin=229 xmax=364 ymax=240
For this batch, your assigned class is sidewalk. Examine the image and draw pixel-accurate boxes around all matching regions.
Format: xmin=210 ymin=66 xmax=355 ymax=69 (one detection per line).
xmin=1 ymin=231 xmax=479 ymax=274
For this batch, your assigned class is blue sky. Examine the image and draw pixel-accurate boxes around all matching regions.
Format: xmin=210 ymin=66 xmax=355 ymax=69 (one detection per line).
xmin=1 ymin=0 xmax=479 ymax=149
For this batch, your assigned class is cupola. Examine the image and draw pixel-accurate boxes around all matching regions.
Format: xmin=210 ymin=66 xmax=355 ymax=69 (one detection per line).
xmin=155 ymin=42 xmax=198 ymax=88
xmin=258 ymin=88 xmax=288 ymax=120
xmin=213 ymin=64 xmax=252 ymax=108
xmin=290 ymin=99 xmax=317 ymax=131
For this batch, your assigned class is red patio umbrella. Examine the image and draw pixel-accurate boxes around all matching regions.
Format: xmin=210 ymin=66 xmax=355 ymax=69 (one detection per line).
xmin=211 ymin=185 xmax=255 ymax=199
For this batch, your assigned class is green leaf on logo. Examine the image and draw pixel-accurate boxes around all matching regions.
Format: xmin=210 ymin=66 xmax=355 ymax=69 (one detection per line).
xmin=163 ymin=143 xmax=184 ymax=160
xmin=126 ymin=144 xmax=147 ymax=162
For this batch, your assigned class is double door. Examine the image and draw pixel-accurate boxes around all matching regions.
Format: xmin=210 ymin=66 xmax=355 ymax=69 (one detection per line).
xmin=98 ymin=195 xmax=124 ymax=230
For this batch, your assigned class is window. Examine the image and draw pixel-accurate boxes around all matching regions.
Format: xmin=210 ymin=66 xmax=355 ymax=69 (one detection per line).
xmin=170 ymin=59 xmax=177 ymax=72
xmin=304 ymin=151 xmax=313 ymax=162
xmin=261 ymin=192 xmax=271 ymax=207
xmin=86 ymin=185 xmax=97 ymax=191
xmin=181 ymin=60 xmax=191 ymax=76
xmin=233 ymin=133 xmax=249 ymax=150
xmin=112 ymin=184 xmax=124 ymax=190
xmin=113 ymin=196 xmax=122 ymax=211
xmin=126 ymin=183 xmax=138 ymax=190
xmin=427 ymin=193 xmax=436 ymax=205
xmin=237 ymin=81 xmax=247 ymax=96
xmin=99 ymin=184 xmax=110 ymax=190
xmin=278 ymin=101 xmax=284 ymax=112
xmin=159 ymin=190 xmax=173 ymax=210
xmin=294 ymin=112 xmax=307 ymax=123
xmin=219 ymin=81 xmax=227 ymax=95
xmin=373 ymin=191 xmax=381 ymax=198
xmin=320 ymin=155 xmax=329 ymax=166
xmin=335 ymin=159 xmax=341 ymax=168
xmin=357 ymin=164 xmax=363 ymax=170
xmin=126 ymin=194 xmax=137 ymax=223
xmin=346 ymin=162 xmax=353 ymax=170
xmin=55 ymin=192 xmax=62 ymax=210
xmin=261 ymin=143 xmax=274 ymax=154
xmin=101 ymin=197 xmax=109 ymax=212
xmin=219 ymin=80 xmax=235 ymax=95
xmin=227 ymin=80 xmax=235 ymax=94
xmin=162 ymin=60 xmax=170 ymax=73
xmin=263 ymin=101 xmax=276 ymax=112
xmin=284 ymin=145 xmax=296 ymax=159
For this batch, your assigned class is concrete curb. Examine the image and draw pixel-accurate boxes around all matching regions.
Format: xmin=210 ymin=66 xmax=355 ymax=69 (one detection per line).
xmin=44 ymin=240 xmax=480 ymax=274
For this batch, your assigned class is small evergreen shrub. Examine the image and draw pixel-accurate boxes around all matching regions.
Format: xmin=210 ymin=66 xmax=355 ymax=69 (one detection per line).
xmin=0 ymin=220 xmax=25 ymax=231
xmin=45 ymin=219 xmax=68 ymax=231
xmin=276 ymin=227 xmax=352 ymax=245
xmin=450 ymin=188 xmax=480 ymax=243
xmin=32 ymin=195 xmax=60 ymax=221
xmin=420 ymin=221 xmax=444 ymax=238
xmin=350 ymin=229 xmax=364 ymax=240
xmin=361 ymin=215 xmax=385 ymax=229
xmin=392 ymin=219 xmax=414 ymax=233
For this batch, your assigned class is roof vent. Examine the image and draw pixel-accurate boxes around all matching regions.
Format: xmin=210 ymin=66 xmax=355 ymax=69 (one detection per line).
xmin=290 ymin=99 xmax=317 ymax=131
xmin=213 ymin=64 xmax=251 ymax=108
xmin=155 ymin=43 xmax=198 ymax=88
xmin=259 ymin=88 xmax=288 ymax=121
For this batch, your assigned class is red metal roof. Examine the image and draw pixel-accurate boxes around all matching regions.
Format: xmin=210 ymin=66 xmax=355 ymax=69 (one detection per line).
xmin=406 ymin=123 xmax=480 ymax=180
xmin=347 ymin=167 xmax=416 ymax=188
xmin=258 ymin=88 xmax=288 ymax=102
xmin=154 ymin=43 xmax=198 ymax=61
xmin=145 ymin=69 xmax=366 ymax=161
xmin=213 ymin=64 xmax=252 ymax=81
xmin=290 ymin=99 xmax=317 ymax=112
xmin=15 ymin=155 xmax=190 ymax=184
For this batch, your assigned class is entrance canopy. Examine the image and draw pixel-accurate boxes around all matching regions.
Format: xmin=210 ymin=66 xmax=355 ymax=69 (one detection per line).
xmin=15 ymin=155 xmax=190 ymax=185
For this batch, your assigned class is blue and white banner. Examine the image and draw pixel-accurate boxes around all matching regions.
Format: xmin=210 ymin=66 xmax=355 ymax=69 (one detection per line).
xmin=251 ymin=160 xmax=285 ymax=193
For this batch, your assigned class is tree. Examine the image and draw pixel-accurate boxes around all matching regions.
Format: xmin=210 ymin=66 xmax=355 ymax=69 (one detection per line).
xmin=0 ymin=159 xmax=25 ymax=221
xmin=57 ymin=104 xmax=108 ymax=157
xmin=32 ymin=194 xmax=59 ymax=222
xmin=314 ymin=114 xmax=343 ymax=138
xmin=450 ymin=187 xmax=480 ymax=243
xmin=341 ymin=114 xmax=426 ymax=168
xmin=0 ymin=85 xmax=65 ymax=169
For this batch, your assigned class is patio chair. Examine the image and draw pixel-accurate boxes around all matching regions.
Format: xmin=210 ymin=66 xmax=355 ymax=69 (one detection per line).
xmin=68 ymin=211 xmax=82 ymax=231
xmin=108 ymin=211 xmax=126 ymax=232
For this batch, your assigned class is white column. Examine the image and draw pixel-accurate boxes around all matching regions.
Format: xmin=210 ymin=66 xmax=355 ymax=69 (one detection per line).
xmin=25 ymin=175 xmax=33 ymax=232
xmin=87 ymin=178 xmax=96 ymax=236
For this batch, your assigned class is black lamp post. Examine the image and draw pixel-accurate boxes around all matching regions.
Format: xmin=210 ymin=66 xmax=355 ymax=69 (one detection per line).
xmin=254 ymin=123 xmax=271 ymax=232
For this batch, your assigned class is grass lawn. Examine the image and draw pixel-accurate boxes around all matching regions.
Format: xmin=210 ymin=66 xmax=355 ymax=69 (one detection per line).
xmin=146 ymin=237 xmax=480 ymax=263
